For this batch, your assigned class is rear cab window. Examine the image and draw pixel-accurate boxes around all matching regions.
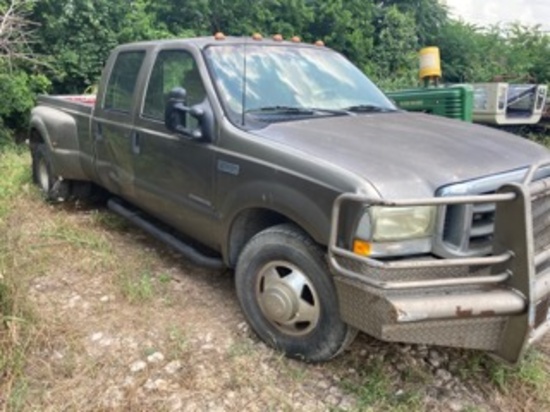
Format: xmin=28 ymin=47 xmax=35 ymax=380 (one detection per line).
xmin=103 ymin=51 xmax=146 ymax=113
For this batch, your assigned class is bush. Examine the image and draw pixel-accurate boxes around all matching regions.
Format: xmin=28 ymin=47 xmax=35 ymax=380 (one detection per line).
xmin=0 ymin=66 xmax=50 ymax=141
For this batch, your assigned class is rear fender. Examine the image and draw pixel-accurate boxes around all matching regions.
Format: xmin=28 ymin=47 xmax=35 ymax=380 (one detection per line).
xmin=29 ymin=106 xmax=88 ymax=181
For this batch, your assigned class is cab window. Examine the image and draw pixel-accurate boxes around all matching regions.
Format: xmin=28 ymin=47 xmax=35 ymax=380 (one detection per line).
xmin=103 ymin=51 xmax=145 ymax=112
xmin=142 ymin=50 xmax=207 ymax=127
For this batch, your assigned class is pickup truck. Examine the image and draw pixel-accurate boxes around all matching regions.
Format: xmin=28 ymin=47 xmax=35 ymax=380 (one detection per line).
xmin=29 ymin=35 xmax=550 ymax=364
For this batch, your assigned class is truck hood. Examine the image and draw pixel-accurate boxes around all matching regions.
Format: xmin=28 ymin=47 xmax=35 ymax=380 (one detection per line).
xmin=251 ymin=112 xmax=550 ymax=198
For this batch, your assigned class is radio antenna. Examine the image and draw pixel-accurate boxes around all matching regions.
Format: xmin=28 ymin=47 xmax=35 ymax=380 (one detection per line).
xmin=241 ymin=37 xmax=248 ymax=126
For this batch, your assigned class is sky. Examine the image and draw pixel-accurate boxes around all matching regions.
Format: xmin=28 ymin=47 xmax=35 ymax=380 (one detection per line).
xmin=443 ymin=0 xmax=550 ymax=31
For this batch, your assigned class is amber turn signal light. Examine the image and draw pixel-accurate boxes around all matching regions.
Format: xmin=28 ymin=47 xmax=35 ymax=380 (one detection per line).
xmin=353 ymin=239 xmax=371 ymax=256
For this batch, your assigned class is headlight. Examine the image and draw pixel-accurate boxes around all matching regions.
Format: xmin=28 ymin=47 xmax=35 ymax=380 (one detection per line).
xmin=356 ymin=206 xmax=436 ymax=242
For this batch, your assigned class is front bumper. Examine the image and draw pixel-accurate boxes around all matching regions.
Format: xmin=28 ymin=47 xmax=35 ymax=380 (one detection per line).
xmin=329 ymin=162 xmax=550 ymax=364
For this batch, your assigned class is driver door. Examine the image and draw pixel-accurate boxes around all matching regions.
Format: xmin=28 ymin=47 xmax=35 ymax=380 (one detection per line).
xmin=132 ymin=49 xmax=217 ymax=245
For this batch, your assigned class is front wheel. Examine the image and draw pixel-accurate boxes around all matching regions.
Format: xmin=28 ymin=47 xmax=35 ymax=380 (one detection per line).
xmin=235 ymin=224 xmax=356 ymax=362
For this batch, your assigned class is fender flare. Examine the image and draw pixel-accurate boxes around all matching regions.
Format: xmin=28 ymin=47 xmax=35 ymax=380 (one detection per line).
xmin=28 ymin=107 xmax=88 ymax=181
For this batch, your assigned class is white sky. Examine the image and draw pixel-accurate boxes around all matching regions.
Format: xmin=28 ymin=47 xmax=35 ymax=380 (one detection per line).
xmin=443 ymin=0 xmax=550 ymax=31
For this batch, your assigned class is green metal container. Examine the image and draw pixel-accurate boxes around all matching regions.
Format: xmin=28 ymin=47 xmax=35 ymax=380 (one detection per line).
xmin=386 ymin=85 xmax=474 ymax=122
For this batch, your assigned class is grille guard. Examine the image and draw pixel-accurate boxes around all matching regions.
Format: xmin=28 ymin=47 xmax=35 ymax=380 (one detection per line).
xmin=329 ymin=161 xmax=550 ymax=364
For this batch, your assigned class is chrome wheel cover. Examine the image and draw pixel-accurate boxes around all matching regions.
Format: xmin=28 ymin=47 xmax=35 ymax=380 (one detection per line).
xmin=256 ymin=260 xmax=320 ymax=336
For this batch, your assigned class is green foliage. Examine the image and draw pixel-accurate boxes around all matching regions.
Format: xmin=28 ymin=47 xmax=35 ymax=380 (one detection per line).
xmin=0 ymin=143 xmax=31 ymax=219
xmin=31 ymin=0 xmax=129 ymax=92
xmin=437 ymin=22 xmax=550 ymax=83
xmin=370 ymin=6 xmax=418 ymax=89
xmin=309 ymin=0 xmax=375 ymax=73
xmin=379 ymin=0 xmax=449 ymax=45
xmin=0 ymin=146 xmax=35 ymax=407
xmin=0 ymin=67 xmax=50 ymax=131
xmin=342 ymin=358 xmax=423 ymax=411
xmin=0 ymin=0 xmax=549 ymax=144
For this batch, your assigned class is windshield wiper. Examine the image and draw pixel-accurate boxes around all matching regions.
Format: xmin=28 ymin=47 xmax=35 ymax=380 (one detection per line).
xmin=246 ymin=106 xmax=351 ymax=116
xmin=343 ymin=104 xmax=396 ymax=113
xmin=246 ymin=106 xmax=314 ymax=114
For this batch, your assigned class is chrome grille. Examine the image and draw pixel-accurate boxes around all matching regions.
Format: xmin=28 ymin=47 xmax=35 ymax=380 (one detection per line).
xmin=532 ymin=191 xmax=550 ymax=255
xmin=441 ymin=201 xmax=495 ymax=255
xmin=436 ymin=168 xmax=550 ymax=258
xmin=532 ymin=178 xmax=550 ymax=281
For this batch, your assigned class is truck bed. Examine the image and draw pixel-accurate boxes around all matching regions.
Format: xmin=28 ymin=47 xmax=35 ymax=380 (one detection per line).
xmin=37 ymin=94 xmax=96 ymax=115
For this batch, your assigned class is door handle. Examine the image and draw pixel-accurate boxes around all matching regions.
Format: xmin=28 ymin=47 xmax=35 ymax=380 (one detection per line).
xmin=131 ymin=131 xmax=141 ymax=155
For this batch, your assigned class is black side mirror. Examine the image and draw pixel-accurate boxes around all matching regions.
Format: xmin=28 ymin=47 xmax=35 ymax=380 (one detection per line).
xmin=165 ymin=87 xmax=205 ymax=139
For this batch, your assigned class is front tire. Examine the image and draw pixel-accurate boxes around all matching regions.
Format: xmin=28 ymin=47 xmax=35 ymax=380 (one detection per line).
xmin=235 ymin=224 xmax=356 ymax=362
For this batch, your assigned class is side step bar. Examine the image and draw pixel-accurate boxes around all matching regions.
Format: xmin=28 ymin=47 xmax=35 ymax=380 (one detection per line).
xmin=108 ymin=198 xmax=224 ymax=270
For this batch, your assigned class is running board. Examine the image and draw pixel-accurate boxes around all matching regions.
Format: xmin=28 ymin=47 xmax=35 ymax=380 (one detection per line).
xmin=107 ymin=198 xmax=224 ymax=269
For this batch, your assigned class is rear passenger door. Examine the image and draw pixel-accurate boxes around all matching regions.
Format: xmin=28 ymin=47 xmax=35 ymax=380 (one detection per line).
xmin=93 ymin=50 xmax=146 ymax=199
xmin=133 ymin=48 xmax=217 ymax=246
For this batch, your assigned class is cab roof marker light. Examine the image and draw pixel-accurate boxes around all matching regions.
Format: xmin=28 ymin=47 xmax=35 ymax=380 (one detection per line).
xmin=273 ymin=34 xmax=283 ymax=42
xmin=314 ymin=40 xmax=325 ymax=47
xmin=252 ymin=33 xmax=263 ymax=41
xmin=291 ymin=36 xmax=301 ymax=43
xmin=214 ymin=32 xmax=226 ymax=40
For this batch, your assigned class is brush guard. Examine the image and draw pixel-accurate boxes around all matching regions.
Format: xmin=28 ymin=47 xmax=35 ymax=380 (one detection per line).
xmin=329 ymin=162 xmax=550 ymax=364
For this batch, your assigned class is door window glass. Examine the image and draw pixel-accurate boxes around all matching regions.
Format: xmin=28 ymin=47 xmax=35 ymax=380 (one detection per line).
xmin=103 ymin=51 xmax=146 ymax=112
xmin=143 ymin=50 xmax=207 ymax=126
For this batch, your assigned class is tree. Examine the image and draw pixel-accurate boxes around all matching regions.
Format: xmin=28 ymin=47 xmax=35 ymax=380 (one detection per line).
xmin=30 ymin=0 xmax=126 ymax=93
xmin=376 ymin=0 xmax=448 ymax=46
xmin=0 ymin=0 xmax=49 ymax=143
xmin=371 ymin=6 xmax=418 ymax=89
xmin=436 ymin=21 xmax=550 ymax=84
xmin=308 ymin=0 xmax=376 ymax=73
xmin=0 ymin=0 xmax=38 ymax=65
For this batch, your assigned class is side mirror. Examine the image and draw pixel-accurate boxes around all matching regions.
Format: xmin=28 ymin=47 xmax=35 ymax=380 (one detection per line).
xmin=164 ymin=87 xmax=205 ymax=139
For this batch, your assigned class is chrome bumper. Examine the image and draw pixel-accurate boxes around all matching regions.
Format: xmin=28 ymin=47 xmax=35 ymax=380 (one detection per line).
xmin=329 ymin=162 xmax=550 ymax=364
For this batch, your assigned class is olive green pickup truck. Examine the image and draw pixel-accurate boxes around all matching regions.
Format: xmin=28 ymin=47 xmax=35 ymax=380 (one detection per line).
xmin=29 ymin=35 xmax=550 ymax=363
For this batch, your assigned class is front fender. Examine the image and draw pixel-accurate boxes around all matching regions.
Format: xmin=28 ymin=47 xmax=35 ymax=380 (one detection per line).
xmin=227 ymin=181 xmax=333 ymax=243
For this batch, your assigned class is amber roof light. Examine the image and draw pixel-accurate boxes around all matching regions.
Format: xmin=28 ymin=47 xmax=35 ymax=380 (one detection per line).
xmin=273 ymin=34 xmax=283 ymax=42
xmin=291 ymin=36 xmax=301 ymax=43
xmin=314 ymin=40 xmax=325 ymax=47
xmin=214 ymin=32 xmax=226 ymax=40
xmin=252 ymin=33 xmax=263 ymax=40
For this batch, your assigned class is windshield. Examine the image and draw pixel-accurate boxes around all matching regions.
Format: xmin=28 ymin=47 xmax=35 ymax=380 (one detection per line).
xmin=203 ymin=44 xmax=396 ymax=125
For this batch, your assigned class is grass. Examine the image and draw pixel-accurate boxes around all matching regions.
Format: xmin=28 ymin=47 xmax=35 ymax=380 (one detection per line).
xmin=39 ymin=223 xmax=110 ymax=252
xmin=0 ymin=145 xmax=37 ymax=409
xmin=90 ymin=209 xmax=129 ymax=231
xmin=522 ymin=130 xmax=550 ymax=147
xmin=117 ymin=270 xmax=156 ymax=303
xmin=166 ymin=325 xmax=190 ymax=360
xmin=0 ymin=144 xmax=31 ymax=219
xmin=227 ymin=339 xmax=257 ymax=359
xmin=335 ymin=347 xmax=550 ymax=412
xmin=340 ymin=358 xmax=423 ymax=411
xmin=487 ymin=350 xmax=549 ymax=393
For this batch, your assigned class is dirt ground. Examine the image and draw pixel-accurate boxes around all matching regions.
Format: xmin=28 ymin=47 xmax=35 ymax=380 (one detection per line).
xmin=2 ymin=188 xmax=550 ymax=411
